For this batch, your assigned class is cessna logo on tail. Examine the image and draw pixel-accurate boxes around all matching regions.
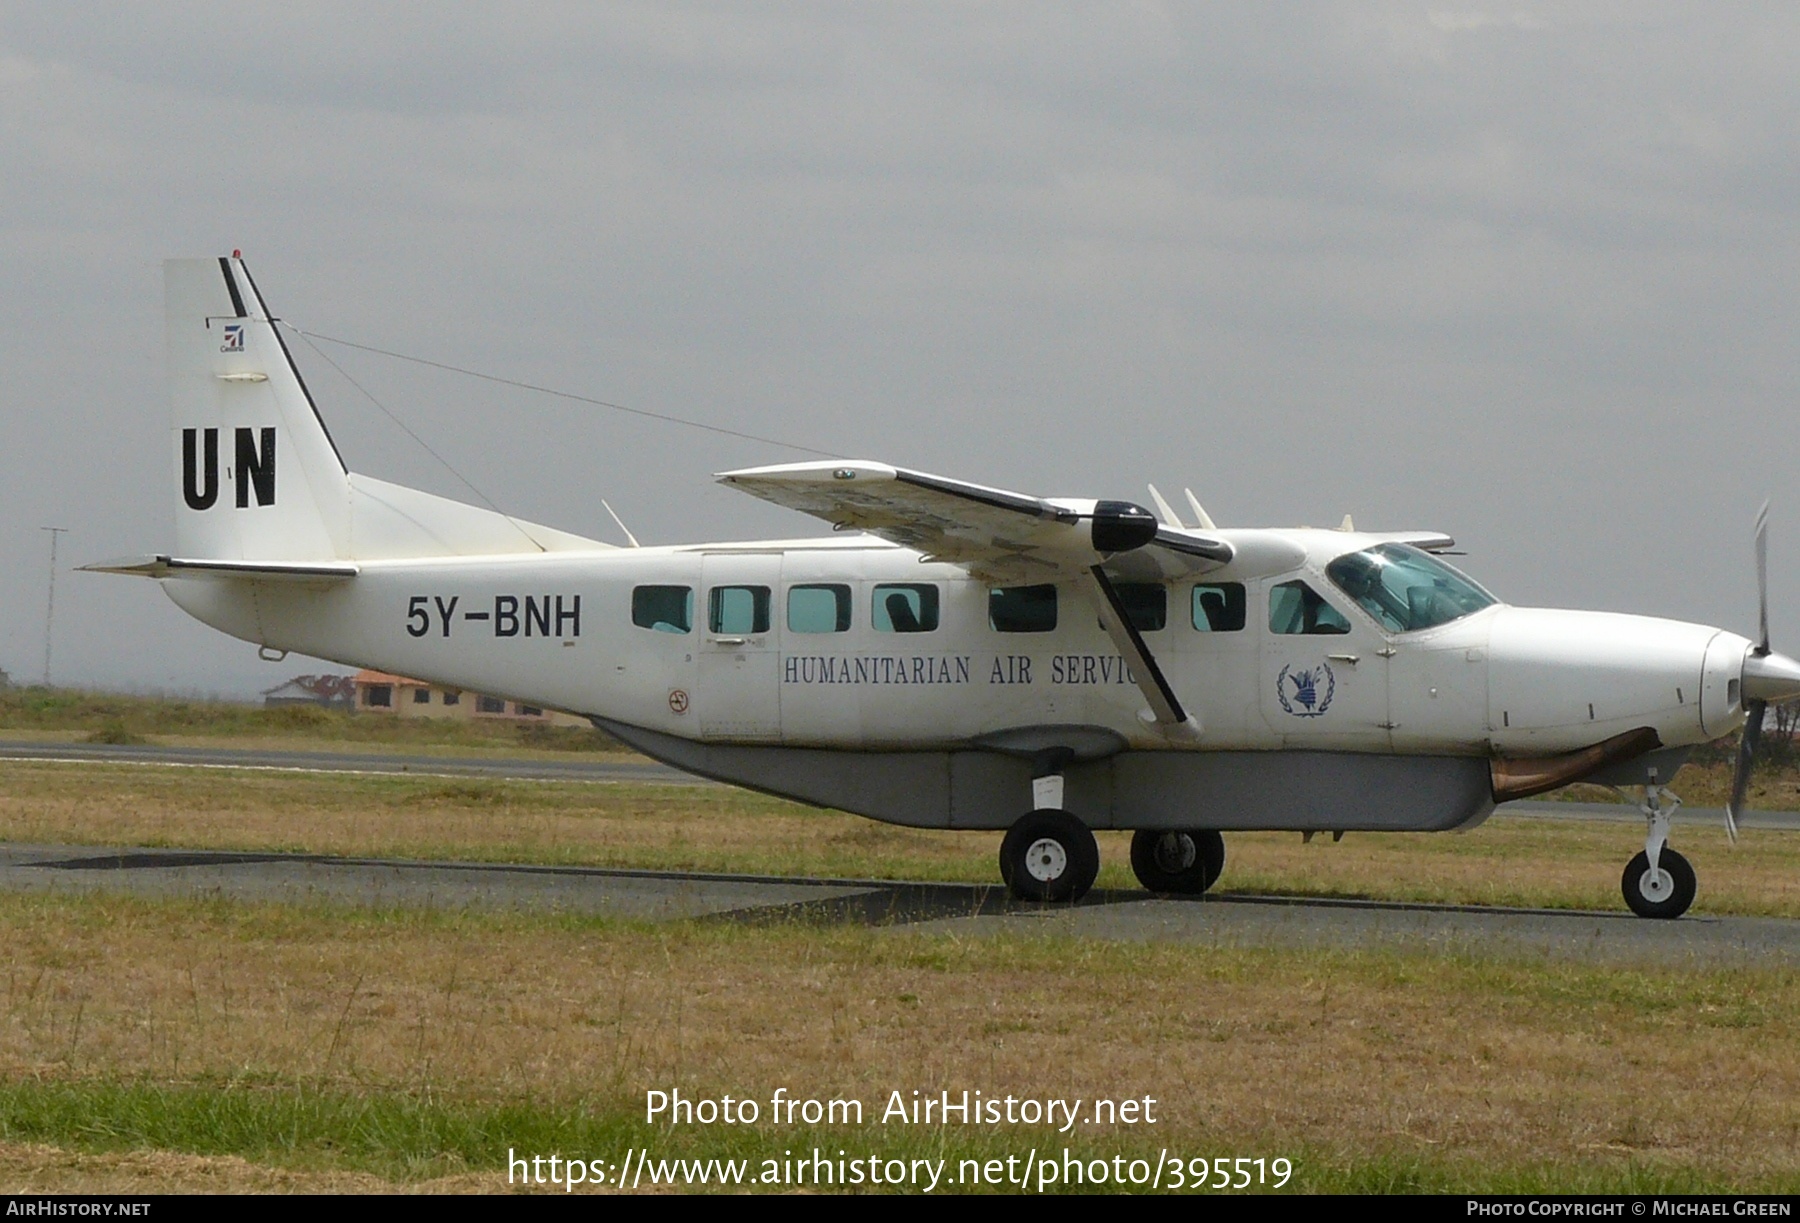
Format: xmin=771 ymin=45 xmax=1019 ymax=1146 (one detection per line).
xmin=181 ymin=427 xmax=276 ymax=510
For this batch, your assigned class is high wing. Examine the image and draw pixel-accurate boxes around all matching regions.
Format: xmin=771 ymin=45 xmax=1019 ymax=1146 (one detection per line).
xmin=719 ymin=460 xmax=1235 ymax=733
xmin=717 ymin=461 xmax=1233 ymax=584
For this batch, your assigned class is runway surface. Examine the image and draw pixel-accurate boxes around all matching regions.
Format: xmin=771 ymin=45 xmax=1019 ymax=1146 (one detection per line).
xmin=2 ymin=841 xmax=1795 ymax=966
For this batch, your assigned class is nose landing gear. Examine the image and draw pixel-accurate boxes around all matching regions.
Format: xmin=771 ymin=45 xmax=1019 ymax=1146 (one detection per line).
xmin=1622 ymin=784 xmax=1696 ymax=919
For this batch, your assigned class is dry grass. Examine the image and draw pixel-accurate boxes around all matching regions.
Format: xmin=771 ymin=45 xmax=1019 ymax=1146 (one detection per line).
xmin=1558 ymin=755 xmax=1800 ymax=811
xmin=3 ymin=761 xmax=1799 ymax=917
xmin=1224 ymin=817 xmax=1800 ymax=917
xmin=3 ymin=748 xmax=1800 ymax=1190
xmin=0 ymin=893 xmax=1794 ymax=1189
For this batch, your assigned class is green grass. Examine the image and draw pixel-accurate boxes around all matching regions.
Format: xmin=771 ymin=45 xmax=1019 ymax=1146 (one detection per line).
xmin=0 ymin=1080 xmax=1782 ymax=1193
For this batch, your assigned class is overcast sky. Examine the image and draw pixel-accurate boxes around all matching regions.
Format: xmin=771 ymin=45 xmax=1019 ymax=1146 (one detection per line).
xmin=2 ymin=3 xmax=1797 ymax=696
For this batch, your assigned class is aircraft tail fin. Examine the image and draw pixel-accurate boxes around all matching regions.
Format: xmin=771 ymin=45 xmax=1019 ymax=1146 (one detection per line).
xmin=167 ymin=256 xmax=353 ymax=562
xmin=165 ymin=256 xmax=607 ymax=563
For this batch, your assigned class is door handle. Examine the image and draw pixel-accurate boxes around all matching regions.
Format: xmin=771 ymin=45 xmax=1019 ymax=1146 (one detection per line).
xmin=1327 ymin=653 xmax=1359 ymax=664
xmin=712 ymin=637 xmax=747 ymax=646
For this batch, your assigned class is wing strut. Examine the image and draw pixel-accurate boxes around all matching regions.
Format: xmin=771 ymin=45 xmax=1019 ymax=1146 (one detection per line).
xmin=1086 ymin=565 xmax=1201 ymax=735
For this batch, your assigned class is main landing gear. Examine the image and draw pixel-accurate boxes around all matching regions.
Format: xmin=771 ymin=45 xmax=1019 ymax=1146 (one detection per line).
xmin=1622 ymin=784 xmax=1696 ymax=919
xmin=1129 ymin=829 xmax=1226 ymax=895
xmin=997 ymin=759 xmax=1226 ymax=903
xmin=999 ymin=809 xmax=1100 ymax=903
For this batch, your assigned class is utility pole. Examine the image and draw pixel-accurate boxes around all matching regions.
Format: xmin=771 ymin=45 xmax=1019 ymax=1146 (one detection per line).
xmin=41 ymin=526 xmax=68 ymax=687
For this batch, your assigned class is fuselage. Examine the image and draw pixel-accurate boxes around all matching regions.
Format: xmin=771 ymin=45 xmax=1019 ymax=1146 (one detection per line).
xmin=163 ymin=527 xmax=1754 ymax=760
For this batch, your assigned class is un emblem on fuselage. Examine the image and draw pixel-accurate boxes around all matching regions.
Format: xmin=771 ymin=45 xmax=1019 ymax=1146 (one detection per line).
xmin=1276 ymin=661 xmax=1336 ymax=717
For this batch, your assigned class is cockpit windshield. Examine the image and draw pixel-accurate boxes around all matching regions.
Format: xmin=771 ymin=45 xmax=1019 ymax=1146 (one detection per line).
xmin=1325 ymin=543 xmax=1497 ymax=634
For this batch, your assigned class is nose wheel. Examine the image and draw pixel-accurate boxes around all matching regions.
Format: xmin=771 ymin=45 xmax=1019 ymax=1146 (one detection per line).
xmin=1622 ymin=784 xmax=1695 ymax=919
xmin=1622 ymin=847 xmax=1696 ymax=919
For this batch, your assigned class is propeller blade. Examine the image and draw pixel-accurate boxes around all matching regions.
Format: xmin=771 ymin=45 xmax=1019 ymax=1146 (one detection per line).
xmin=1755 ymin=500 xmax=1770 ymax=655
xmin=1726 ymin=696 xmax=1766 ymax=842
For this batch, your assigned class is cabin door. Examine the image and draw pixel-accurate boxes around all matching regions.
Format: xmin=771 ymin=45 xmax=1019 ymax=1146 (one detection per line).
xmin=697 ymin=553 xmax=783 ymax=741
xmin=1258 ymin=576 xmax=1392 ymax=749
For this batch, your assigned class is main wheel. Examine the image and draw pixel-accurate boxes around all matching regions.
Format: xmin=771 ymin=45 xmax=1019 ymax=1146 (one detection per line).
xmin=1621 ymin=847 xmax=1696 ymax=919
xmin=1130 ymin=829 xmax=1226 ymax=895
xmin=999 ymin=809 xmax=1100 ymax=903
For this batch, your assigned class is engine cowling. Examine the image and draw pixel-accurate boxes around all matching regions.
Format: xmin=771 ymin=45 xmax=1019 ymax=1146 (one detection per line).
xmin=1090 ymin=500 xmax=1158 ymax=554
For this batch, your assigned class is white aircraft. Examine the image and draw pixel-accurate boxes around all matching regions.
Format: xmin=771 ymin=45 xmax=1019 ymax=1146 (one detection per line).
xmin=89 ymin=256 xmax=1800 ymax=918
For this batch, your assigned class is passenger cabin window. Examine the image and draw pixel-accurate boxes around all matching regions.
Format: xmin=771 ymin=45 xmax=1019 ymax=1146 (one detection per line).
xmin=990 ymin=584 xmax=1058 ymax=633
xmin=709 ymin=585 xmax=771 ymax=635
xmin=1192 ymin=583 xmax=1247 ymax=632
xmin=788 ymin=584 xmax=852 ymax=633
xmin=1268 ymin=580 xmax=1351 ymax=636
xmin=1112 ymin=583 xmax=1167 ymax=632
xmin=873 ymin=583 xmax=939 ymax=633
xmin=632 ymin=585 xmax=693 ymax=634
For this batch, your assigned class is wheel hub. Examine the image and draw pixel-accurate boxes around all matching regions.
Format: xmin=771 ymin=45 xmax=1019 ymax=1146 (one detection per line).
xmin=1024 ymin=837 xmax=1068 ymax=883
xmin=1638 ymin=867 xmax=1674 ymax=904
xmin=1152 ymin=832 xmax=1197 ymax=874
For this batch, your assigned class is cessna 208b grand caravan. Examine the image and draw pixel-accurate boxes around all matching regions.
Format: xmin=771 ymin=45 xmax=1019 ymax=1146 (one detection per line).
xmin=90 ymin=256 xmax=1800 ymax=918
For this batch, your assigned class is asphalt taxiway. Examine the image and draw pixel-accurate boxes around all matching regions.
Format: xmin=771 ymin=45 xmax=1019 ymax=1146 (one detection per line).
xmin=2 ymin=841 xmax=1794 ymax=967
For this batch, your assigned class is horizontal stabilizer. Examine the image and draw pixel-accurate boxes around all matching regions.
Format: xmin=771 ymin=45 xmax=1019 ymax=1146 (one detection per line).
xmin=80 ymin=555 xmax=359 ymax=581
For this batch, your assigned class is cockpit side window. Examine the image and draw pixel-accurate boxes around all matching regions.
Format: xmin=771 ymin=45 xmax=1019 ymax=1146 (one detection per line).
xmin=1268 ymin=580 xmax=1351 ymax=636
xmin=1325 ymin=543 xmax=1496 ymax=633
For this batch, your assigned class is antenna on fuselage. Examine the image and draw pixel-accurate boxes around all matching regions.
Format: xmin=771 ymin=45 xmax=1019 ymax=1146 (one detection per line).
xmin=1146 ymin=484 xmax=1185 ymax=529
xmin=601 ymin=499 xmax=641 ymax=548
xmin=1183 ymin=488 xmax=1217 ymax=530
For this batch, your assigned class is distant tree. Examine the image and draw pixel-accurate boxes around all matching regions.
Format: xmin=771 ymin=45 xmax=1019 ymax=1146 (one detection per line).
xmin=1768 ymin=699 xmax=1800 ymax=768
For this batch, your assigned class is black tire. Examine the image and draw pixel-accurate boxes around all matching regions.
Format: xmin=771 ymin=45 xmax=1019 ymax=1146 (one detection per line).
xmin=1130 ymin=829 xmax=1226 ymax=895
xmin=999 ymin=809 xmax=1100 ymax=903
xmin=1621 ymin=847 xmax=1696 ymax=919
